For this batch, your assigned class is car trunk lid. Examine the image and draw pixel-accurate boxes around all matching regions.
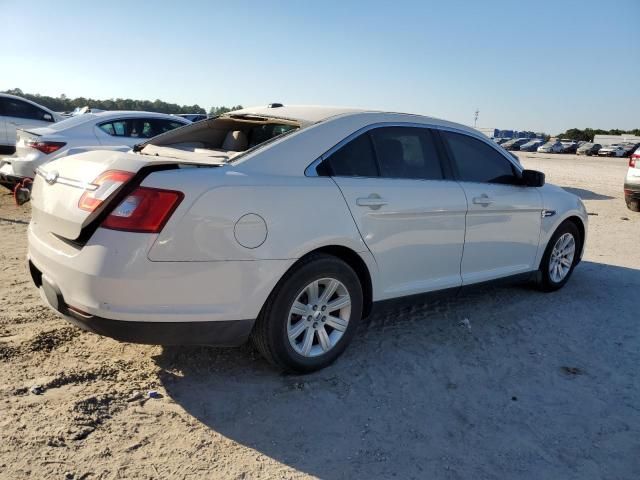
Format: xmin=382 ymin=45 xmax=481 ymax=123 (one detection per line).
xmin=30 ymin=150 xmax=196 ymax=240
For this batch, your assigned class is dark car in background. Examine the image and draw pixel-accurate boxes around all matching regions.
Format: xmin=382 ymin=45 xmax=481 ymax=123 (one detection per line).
xmin=502 ymin=138 xmax=531 ymax=151
xmin=559 ymin=139 xmax=578 ymax=153
xmin=577 ymin=143 xmax=602 ymax=156
xmin=621 ymin=143 xmax=640 ymax=157
xmin=519 ymin=139 xmax=546 ymax=152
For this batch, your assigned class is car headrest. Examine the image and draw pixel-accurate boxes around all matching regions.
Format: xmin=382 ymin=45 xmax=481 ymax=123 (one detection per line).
xmin=222 ymin=130 xmax=248 ymax=152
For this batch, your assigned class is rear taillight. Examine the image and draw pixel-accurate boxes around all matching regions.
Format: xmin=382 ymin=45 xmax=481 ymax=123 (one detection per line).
xmin=26 ymin=140 xmax=66 ymax=154
xmin=78 ymin=170 xmax=134 ymax=212
xmin=630 ymin=155 xmax=639 ymax=168
xmin=102 ymin=187 xmax=183 ymax=233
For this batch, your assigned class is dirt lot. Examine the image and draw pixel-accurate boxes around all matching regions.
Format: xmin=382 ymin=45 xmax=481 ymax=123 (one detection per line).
xmin=0 ymin=153 xmax=638 ymax=479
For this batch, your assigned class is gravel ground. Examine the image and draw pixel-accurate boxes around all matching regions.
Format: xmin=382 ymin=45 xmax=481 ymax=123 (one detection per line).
xmin=0 ymin=153 xmax=638 ymax=479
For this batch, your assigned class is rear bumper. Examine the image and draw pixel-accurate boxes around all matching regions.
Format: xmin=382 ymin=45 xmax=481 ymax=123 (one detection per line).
xmin=0 ymin=156 xmax=38 ymax=179
xmin=29 ymin=258 xmax=255 ymax=346
xmin=0 ymin=162 xmax=26 ymax=188
xmin=28 ymin=223 xmax=296 ymax=344
xmin=68 ymin=315 xmax=255 ymax=346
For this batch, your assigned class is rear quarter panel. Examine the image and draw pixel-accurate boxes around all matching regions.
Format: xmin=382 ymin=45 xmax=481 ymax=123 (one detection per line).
xmin=145 ymin=168 xmax=370 ymax=262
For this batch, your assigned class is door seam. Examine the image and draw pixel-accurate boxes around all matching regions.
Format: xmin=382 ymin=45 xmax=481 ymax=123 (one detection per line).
xmin=328 ymin=176 xmax=380 ymax=270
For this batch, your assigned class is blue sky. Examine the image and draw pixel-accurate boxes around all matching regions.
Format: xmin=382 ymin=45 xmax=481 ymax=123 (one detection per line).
xmin=2 ymin=0 xmax=638 ymax=133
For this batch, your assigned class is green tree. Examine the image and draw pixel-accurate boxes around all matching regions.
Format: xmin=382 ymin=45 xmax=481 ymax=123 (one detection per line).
xmin=554 ymin=127 xmax=640 ymax=142
xmin=209 ymin=105 xmax=244 ymax=116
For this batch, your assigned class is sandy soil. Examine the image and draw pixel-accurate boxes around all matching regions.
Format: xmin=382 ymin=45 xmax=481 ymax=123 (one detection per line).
xmin=0 ymin=153 xmax=638 ymax=479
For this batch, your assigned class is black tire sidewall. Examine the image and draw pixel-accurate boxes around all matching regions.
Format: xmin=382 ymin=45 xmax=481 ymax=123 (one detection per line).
xmin=264 ymin=256 xmax=363 ymax=372
xmin=625 ymin=197 xmax=640 ymax=212
xmin=539 ymin=221 xmax=581 ymax=291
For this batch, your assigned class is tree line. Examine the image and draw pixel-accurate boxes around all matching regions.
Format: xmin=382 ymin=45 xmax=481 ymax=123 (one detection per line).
xmin=2 ymin=88 xmax=245 ymax=116
xmin=5 ymin=89 xmax=634 ymax=139
xmin=208 ymin=105 xmax=244 ymax=116
xmin=555 ymin=128 xmax=640 ymax=142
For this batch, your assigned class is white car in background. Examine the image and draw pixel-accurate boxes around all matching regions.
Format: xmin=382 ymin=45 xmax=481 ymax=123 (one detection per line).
xmin=597 ymin=144 xmax=626 ymax=157
xmin=0 ymin=93 xmax=63 ymax=154
xmin=537 ymin=141 xmax=563 ymax=153
xmin=0 ymin=111 xmax=189 ymax=187
xmin=624 ymin=147 xmax=640 ymax=212
xmin=27 ymin=105 xmax=588 ymax=372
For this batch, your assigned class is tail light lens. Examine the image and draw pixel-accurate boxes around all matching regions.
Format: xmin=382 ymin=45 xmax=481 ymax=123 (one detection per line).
xmin=102 ymin=187 xmax=183 ymax=233
xmin=630 ymin=155 xmax=639 ymax=168
xmin=78 ymin=170 xmax=134 ymax=212
xmin=27 ymin=140 xmax=66 ymax=154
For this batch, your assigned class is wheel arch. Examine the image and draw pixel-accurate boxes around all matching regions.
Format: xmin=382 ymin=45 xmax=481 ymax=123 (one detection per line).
xmin=565 ymin=215 xmax=585 ymax=260
xmin=309 ymin=245 xmax=374 ymax=318
xmin=538 ymin=214 xmax=586 ymax=269
xmin=262 ymin=245 xmax=374 ymax=320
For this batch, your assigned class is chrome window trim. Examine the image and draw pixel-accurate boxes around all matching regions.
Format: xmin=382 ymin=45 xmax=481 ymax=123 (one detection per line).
xmin=304 ymin=121 xmax=523 ymax=177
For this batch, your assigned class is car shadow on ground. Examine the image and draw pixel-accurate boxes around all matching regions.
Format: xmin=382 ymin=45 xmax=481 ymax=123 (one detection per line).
xmin=154 ymin=261 xmax=640 ymax=479
xmin=561 ymin=187 xmax=613 ymax=200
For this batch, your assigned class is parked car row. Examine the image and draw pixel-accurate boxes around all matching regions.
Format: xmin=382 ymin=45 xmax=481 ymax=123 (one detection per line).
xmin=0 ymin=92 xmax=207 ymax=155
xmin=492 ymin=134 xmax=639 ymax=158
xmin=0 ymin=110 xmax=190 ymax=189
xmin=597 ymin=143 xmax=640 ymax=158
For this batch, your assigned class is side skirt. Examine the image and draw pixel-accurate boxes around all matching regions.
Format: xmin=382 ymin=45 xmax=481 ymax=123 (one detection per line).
xmin=368 ymin=271 xmax=536 ymax=316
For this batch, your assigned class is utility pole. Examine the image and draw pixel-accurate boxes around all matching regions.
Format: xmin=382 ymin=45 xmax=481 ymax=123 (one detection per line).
xmin=473 ymin=109 xmax=479 ymax=128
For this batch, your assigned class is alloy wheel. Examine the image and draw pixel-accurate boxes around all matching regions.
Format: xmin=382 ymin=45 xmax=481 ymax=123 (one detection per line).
xmin=549 ymin=233 xmax=575 ymax=283
xmin=287 ymin=278 xmax=351 ymax=357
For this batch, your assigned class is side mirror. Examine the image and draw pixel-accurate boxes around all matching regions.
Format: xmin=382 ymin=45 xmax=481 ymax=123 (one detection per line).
xmin=43 ymin=113 xmax=53 ymax=122
xmin=521 ymin=169 xmax=545 ymax=187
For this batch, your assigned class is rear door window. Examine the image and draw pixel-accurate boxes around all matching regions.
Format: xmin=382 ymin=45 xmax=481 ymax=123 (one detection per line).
xmin=324 ymin=133 xmax=379 ymax=177
xmin=99 ymin=121 xmax=127 ymax=136
xmin=369 ymin=127 xmax=444 ymax=180
xmin=99 ymin=119 xmax=161 ymax=138
xmin=442 ymin=131 xmax=518 ymax=184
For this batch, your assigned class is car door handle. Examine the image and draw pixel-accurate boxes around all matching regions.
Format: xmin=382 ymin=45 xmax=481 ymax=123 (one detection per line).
xmin=356 ymin=194 xmax=387 ymax=209
xmin=472 ymin=194 xmax=493 ymax=206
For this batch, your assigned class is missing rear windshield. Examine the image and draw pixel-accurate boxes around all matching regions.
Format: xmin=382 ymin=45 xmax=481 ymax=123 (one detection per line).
xmin=138 ymin=116 xmax=300 ymax=163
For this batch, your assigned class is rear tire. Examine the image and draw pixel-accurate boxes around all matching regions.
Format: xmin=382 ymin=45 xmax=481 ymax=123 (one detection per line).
xmin=251 ymin=254 xmax=363 ymax=373
xmin=626 ymin=197 xmax=640 ymax=212
xmin=535 ymin=221 xmax=581 ymax=292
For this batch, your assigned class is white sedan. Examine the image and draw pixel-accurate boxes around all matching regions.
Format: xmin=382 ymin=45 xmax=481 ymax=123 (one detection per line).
xmin=27 ymin=105 xmax=588 ymax=372
xmin=0 ymin=111 xmax=189 ymax=188
xmin=597 ymin=144 xmax=626 ymax=157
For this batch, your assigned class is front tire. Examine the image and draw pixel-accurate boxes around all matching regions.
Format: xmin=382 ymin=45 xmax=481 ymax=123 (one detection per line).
xmin=251 ymin=254 xmax=363 ymax=373
xmin=535 ymin=221 xmax=581 ymax=292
